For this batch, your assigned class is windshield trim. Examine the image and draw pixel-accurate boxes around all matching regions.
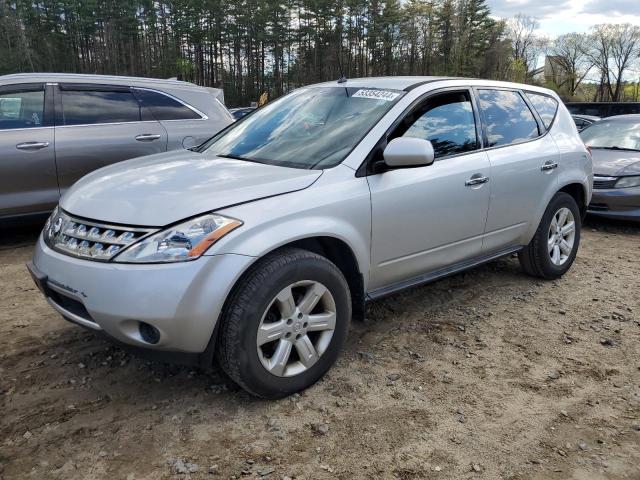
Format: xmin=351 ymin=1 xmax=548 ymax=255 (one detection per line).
xmin=199 ymin=86 xmax=406 ymax=170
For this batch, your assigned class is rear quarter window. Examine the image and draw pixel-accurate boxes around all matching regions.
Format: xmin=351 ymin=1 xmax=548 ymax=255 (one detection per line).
xmin=133 ymin=89 xmax=202 ymax=121
xmin=526 ymin=92 xmax=559 ymax=130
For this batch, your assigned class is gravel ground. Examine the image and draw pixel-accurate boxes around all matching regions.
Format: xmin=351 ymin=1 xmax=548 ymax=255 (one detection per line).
xmin=1 ymin=217 xmax=639 ymax=480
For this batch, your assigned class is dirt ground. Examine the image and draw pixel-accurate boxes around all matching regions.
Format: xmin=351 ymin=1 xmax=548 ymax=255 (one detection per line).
xmin=1 ymin=217 xmax=639 ymax=480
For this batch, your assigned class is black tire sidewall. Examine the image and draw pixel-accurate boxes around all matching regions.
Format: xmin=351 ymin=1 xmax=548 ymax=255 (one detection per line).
xmin=228 ymin=254 xmax=351 ymax=398
xmin=537 ymin=192 xmax=581 ymax=277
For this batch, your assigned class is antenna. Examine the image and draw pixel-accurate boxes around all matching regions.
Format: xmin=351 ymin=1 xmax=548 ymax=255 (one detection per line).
xmin=336 ymin=50 xmax=347 ymax=84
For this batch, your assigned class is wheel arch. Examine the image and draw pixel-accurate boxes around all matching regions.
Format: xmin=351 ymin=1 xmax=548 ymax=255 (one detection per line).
xmin=558 ymin=182 xmax=588 ymax=218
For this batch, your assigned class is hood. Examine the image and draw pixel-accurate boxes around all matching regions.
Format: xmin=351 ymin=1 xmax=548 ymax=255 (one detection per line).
xmin=591 ymin=148 xmax=640 ymax=176
xmin=60 ymin=150 xmax=322 ymax=226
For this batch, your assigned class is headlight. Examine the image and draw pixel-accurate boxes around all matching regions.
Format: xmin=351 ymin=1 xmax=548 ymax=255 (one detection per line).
xmin=615 ymin=176 xmax=640 ymax=188
xmin=113 ymin=213 xmax=242 ymax=263
xmin=43 ymin=206 xmax=58 ymax=238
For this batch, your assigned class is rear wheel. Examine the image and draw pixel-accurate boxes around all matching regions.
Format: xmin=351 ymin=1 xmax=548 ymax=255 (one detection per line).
xmin=216 ymin=248 xmax=351 ymax=398
xmin=519 ymin=192 xmax=581 ymax=279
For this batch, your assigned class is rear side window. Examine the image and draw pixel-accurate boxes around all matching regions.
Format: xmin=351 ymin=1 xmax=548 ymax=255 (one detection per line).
xmin=526 ymin=92 xmax=558 ymax=129
xmin=478 ymin=89 xmax=539 ymax=147
xmin=133 ymin=89 xmax=201 ymax=121
xmin=61 ymin=90 xmax=141 ymax=126
xmin=0 ymin=90 xmax=44 ymax=130
xmin=400 ymin=91 xmax=478 ymax=158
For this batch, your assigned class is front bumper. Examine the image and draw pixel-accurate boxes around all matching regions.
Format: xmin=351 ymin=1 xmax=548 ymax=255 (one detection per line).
xmin=30 ymin=235 xmax=255 ymax=354
xmin=588 ymin=186 xmax=640 ymax=222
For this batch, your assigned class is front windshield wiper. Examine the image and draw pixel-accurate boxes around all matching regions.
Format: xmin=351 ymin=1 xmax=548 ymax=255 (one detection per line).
xmin=591 ymin=146 xmax=640 ymax=152
xmin=217 ymin=153 xmax=253 ymax=162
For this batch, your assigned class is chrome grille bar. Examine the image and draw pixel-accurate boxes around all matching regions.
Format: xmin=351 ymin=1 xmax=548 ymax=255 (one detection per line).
xmin=43 ymin=209 xmax=157 ymax=261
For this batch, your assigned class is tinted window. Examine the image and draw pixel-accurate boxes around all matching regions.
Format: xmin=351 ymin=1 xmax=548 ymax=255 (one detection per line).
xmin=0 ymin=90 xmax=44 ymax=130
xmin=133 ymin=89 xmax=201 ymax=121
xmin=573 ymin=118 xmax=587 ymax=129
xmin=61 ymin=90 xmax=141 ymax=126
xmin=400 ymin=91 xmax=478 ymax=158
xmin=478 ymin=89 xmax=539 ymax=147
xmin=526 ymin=92 xmax=558 ymax=129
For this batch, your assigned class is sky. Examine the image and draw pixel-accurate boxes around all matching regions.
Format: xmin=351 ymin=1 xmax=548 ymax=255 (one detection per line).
xmin=486 ymin=0 xmax=640 ymax=37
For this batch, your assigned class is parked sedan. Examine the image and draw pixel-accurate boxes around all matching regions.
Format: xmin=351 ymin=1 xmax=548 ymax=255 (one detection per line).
xmin=229 ymin=106 xmax=256 ymax=120
xmin=580 ymin=115 xmax=640 ymax=221
xmin=0 ymin=73 xmax=234 ymax=222
xmin=572 ymin=114 xmax=600 ymax=131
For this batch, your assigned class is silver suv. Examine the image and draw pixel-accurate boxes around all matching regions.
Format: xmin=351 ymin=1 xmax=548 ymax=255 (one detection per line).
xmin=28 ymin=77 xmax=592 ymax=398
xmin=0 ymin=73 xmax=233 ymax=221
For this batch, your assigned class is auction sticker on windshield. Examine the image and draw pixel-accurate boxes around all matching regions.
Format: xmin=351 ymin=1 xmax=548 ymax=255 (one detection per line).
xmin=352 ymin=89 xmax=400 ymax=101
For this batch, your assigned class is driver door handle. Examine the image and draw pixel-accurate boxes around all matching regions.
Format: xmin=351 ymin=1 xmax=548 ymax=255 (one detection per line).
xmin=135 ymin=134 xmax=161 ymax=142
xmin=465 ymin=174 xmax=489 ymax=186
xmin=16 ymin=142 xmax=50 ymax=151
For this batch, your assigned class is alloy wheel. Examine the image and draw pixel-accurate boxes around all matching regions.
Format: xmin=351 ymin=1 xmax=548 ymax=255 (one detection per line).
xmin=548 ymin=207 xmax=576 ymax=266
xmin=257 ymin=280 xmax=336 ymax=377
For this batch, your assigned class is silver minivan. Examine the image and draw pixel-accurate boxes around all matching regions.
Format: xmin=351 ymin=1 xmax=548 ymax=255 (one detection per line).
xmin=0 ymin=73 xmax=233 ymax=221
xmin=29 ymin=77 xmax=592 ymax=398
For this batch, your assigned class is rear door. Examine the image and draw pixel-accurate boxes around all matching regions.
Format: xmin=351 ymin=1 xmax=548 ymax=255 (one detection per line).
xmin=54 ymin=84 xmax=168 ymax=190
xmin=0 ymin=83 xmax=58 ymax=218
xmin=132 ymin=88 xmax=231 ymax=150
xmin=476 ymin=88 xmax=560 ymax=252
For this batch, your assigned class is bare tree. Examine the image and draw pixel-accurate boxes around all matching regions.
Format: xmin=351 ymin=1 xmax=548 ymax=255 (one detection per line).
xmin=547 ymin=33 xmax=593 ymax=98
xmin=586 ymin=24 xmax=640 ymax=101
xmin=505 ymin=14 xmax=546 ymax=79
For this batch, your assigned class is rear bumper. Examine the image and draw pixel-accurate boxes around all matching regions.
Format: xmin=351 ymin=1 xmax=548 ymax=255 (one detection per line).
xmin=588 ymin=186 xmax=640 ymax=222
xmin=30 ymin=234 xmax=255 ymax=355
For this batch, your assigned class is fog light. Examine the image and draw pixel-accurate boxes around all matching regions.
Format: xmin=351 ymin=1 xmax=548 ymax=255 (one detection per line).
xmin=139 ymin=322 xmax=161 ymax=344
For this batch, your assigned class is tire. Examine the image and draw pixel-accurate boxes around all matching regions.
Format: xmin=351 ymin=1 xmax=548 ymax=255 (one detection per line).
xmin=518 ymin=192 xmax=581 ymax=280
xmin=216 ymin=248 xmax=351 ymax=399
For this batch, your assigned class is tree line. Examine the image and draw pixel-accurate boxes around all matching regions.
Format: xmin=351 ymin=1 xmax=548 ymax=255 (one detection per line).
xmin=1 ymin=0 xmax=639 ymax=106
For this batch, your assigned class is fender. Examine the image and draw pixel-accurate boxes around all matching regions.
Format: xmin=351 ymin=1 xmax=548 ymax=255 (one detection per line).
xmin=208 ymin=165 xmax=373 ymax=290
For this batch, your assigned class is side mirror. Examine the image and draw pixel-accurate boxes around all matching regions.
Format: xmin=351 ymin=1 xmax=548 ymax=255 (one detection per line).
xmin=383 ymin=137 xmax=435 ymax=168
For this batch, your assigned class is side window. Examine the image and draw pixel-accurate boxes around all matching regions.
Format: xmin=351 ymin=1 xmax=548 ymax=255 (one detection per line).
xmin=61 ymin=89 xmax=141 ymax=126
xmin=133 ymin=89 xmax=201 ymax=121
xmin=526 ymin=92 xmax=558 ymax=130
xmin=0 ymin=90 xmax=45 ymax=130
xmin=477 ymin=89 xmax=539 ymax=147
xmin=399 ymin=91 xmax=478 ymax=158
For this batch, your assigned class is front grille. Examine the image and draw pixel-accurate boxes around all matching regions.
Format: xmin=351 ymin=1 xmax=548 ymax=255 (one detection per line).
xmin=44 ymin=209 xmax=156 ymax=261
xmin=593 ymin=176 xmax=618 ymax=189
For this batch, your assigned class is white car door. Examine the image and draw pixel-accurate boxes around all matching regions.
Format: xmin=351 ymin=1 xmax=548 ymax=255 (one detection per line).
xmin=367 ymin=89 xmax=491 ymax=294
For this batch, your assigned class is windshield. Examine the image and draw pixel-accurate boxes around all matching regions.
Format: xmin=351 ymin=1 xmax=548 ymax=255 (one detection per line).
xmin=201 ymin=86 xmax=404 ymax=169
xmin=580 ymin=119 xmax=640 ymax=151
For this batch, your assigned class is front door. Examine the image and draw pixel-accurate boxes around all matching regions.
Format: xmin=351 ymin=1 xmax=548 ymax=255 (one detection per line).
xmin=54 ymin=84 xmax=168 ymax=191
xmin=367 ymin=89 xmax=491 ymax=292
xmin=0 ymin=84 xmax=58 ymax=218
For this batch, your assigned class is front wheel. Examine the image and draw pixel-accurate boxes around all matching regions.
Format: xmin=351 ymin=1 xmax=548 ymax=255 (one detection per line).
xmin=216 ymin=248 xmax=351 ymax=399
xmin=519 ymin=192 xmax=581 ymax=279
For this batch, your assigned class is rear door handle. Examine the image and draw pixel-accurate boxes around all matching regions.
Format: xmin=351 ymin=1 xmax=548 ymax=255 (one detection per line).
xmin=135 ymin=134 xmax=161 ymax=142
xmin=465 ymin=175 xmax=489 ymax=186
xmin=16 ymin=142 xmax=50 ymax=151
xmin=541 ymin=161 xmax=558 ymax=171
